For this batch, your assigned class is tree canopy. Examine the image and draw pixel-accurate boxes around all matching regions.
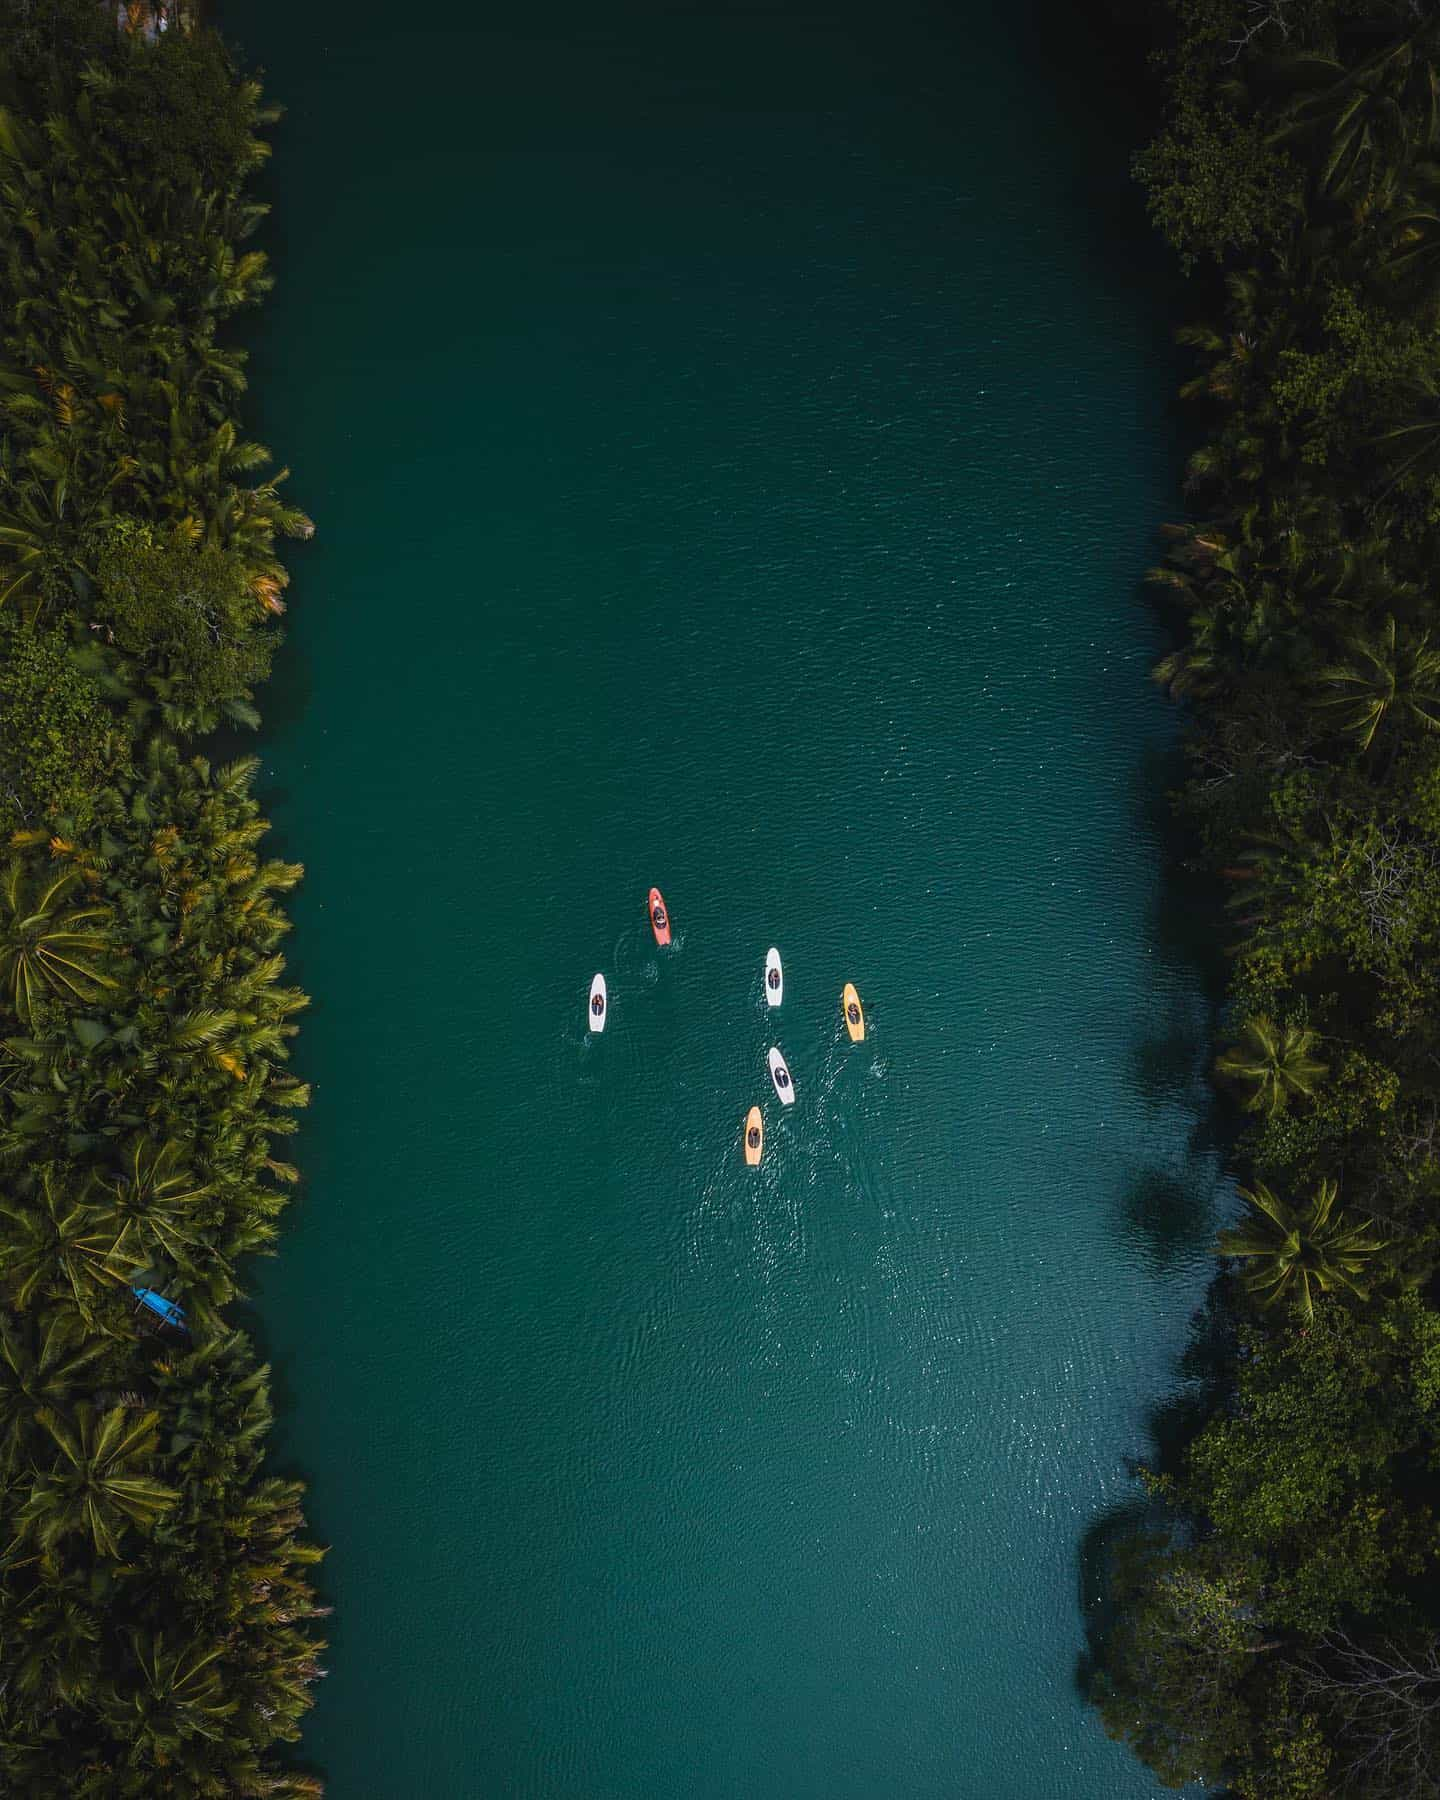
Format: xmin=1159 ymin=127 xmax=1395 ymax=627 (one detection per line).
xmin=0 ymin=7 xmax=325 ymax=1794
xmin=1097 ymin=3 xmax=1440 ymax=1795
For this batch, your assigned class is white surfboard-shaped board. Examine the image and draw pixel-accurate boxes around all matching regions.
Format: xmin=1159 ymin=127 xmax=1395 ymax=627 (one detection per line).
xmin=588 ymin=973 xmax=608 ymax=1033
xmin=764 ymin=946 xmax=783 ymax=1007
xmin=768 ymin=1046 xmax=794 ymax=1105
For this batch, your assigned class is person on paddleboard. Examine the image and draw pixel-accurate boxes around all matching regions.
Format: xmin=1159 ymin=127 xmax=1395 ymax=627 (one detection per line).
xmin=592 ymin=992 xmax=605 ymax=1016
xmin=747 ymin=1125 xmax=760 ymax=1149
xmin=652 ymin=901 xmax=667 ymax=929
xmin=768 ymin=968 xmax=780 ymax=990
xmin=847 ymin=1001 xmax=860 ymax=1025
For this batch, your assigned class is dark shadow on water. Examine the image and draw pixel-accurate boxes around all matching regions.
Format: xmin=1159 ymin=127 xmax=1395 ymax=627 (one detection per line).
xmin=1133 ymin=737 xmax=1230 ymax=1005
xmin=1011 ymin=0 xmax=1169 ymax=258
xmin=1073 ymin=1495 xmax=1155 ymax=1699
xmin=1120 ymin=1166 xmax=1216 ymax=1269
xmin=1157 ymin=1285 xmax=1239 ymax=1457
xmin=1073 ymin=1282 xmax=1239 ymax=1704
xmin=1117 ymin=731 xmax=1235 ymax=1257
xmin=254 ymin=635 xmax=315 ymax=743
xmin=1095 ymin=717 xmax=1242 ymax=1701
xmin=1186 ymin=1101 xmax=1236 ymax=1172
xmin=1010 ymin=0 xmax=1194 ymax=477
xmin=1014 ymin=1 xmax=1239 ymax=1757
xmin=1130 ymin=1012 xmax=1206 ymax=1108
xmin=1079 ymin=725 xmax=1238 ymax=1777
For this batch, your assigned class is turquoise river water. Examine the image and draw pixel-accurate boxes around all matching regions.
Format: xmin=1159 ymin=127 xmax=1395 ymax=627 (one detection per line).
xmin=239 ymin=1 xmax=1224 ymax=1794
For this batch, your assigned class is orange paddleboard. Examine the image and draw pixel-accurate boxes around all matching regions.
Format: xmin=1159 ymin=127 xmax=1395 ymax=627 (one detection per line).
xmin=842 ymin=983 xmax=865 ymax=1042
xmin=743 ymin=1105 xmax=763 ymax=1167
xmin=648 ymin=886 xmax=671 ymax=946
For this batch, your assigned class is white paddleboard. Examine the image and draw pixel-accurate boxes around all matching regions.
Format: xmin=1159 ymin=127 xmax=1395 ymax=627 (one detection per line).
xmin=768 ymin=1046 xmax=794 ymax=1105
xmin=588 ymin=973 xmax=607 ymax=1033
xmin=764 ymin=946 xmax=783 ymax=1007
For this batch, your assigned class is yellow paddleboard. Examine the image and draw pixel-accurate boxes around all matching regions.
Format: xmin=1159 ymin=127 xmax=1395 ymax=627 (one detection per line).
xmin=743 ymin=1106 xmax=764 ymax=1167
xmin=842 ymin=983 xmax=865 ymax=1042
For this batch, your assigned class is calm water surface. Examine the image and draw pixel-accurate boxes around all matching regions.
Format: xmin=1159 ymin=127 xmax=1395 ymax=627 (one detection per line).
xmin=240 ymin=2 xmax=1222 ymax=1793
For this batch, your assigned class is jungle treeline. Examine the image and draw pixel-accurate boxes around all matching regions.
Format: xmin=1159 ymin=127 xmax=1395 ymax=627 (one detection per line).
xmin=1092 ymin=2 xmax=1440 ymax=1795
xmin=0 ymin=5 xmax=325 ymax=1794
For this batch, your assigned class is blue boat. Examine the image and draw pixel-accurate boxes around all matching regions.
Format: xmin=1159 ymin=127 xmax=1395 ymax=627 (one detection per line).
xmin=132 ymin=1287 xmax=187 ymax=1330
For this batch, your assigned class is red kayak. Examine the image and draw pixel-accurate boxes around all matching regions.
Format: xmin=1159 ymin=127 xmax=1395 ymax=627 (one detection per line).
xmin=648 ymin=886 xmax=671 ymax=946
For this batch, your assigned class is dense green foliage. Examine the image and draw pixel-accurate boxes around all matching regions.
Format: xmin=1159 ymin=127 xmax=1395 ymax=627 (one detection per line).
xmin=1095 ymin=2 xmax=1440 ymax=1794
xmin=0 ymin=6 xmax=325 ymax=1794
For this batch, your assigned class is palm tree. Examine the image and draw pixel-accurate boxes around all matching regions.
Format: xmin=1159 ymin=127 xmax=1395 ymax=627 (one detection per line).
xmin=1217 ymin=1178 xmax=1387 ymax=1324
xmin=107 ymin=1631 xmax=237 ymax=1753
xmin=1215 ymin=1016 xmax=1328 ymax=1114
xmin=1371 ymin=396 xmax=1440 ymax=495
xmin=9 ymin=1568 xmax=102 ymax=1706
xmin=96 ymin=1137 xmax=216 ymax=1279
xmin=1151 ymin=615 xmax=1229 ymax=699
xmin=0 ymin=1167 xmax=136 ymax=1323
xmin=1318 ymin=615 xmax=1440 ymax=750
xmin=0 ymin=860 xmax=116 ymax=1023
xmin=1147 ymin=497 xmax=1347 ymax=700
xmin=0 ymin=479 xmax=71 ymax=611
xmin=11 ymin=1403 xmax=178 ymax=1562
xmin=0 ymin=1312 xmax=109 ymax=1478
xmin=1375 ymin=158 xmax=1440 ymax=296
xmin=153 ymin=1330 xmax=271 ymax=1503
xmin=1264 ymin=36 xmax=1437 ymax=207
xmin=0 ymin=434 xmax=136 ymax=619
xmin=1176 ymin=272 xmax=1278 ymax=405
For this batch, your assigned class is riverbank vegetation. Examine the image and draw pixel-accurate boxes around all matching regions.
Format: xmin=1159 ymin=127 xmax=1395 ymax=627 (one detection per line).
xmin=0 ymin=5 xmax=325 ymax=1794
xmin=1093 ymin=2 xmax=1440 ymax=1795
